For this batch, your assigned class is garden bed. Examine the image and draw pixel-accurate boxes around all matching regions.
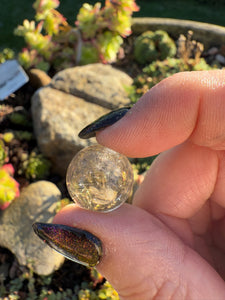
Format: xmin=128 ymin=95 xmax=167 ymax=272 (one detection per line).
xmin=1 ymin=3 xmax=225 ymax=298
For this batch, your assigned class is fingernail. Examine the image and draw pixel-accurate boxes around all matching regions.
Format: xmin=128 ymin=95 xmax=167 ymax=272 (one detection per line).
xmin=32 ymin=222 xmax=102 ymax=267
xmin=78 ymin=106 xmax=131 ymax=139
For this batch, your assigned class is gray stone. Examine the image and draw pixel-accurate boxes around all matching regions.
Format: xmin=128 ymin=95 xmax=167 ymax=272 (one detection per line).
xmin=0 ymin=181 xmax=64 ymax=275
xmin=207 ymin=47 xmax=219 ymax=56
xmin=215 ymin=54 xmax=225 ymax=64
xmin=32 ymin=63 xmax=133 ymax=175
xmin=32 ymin=87 xmax=109 ymax=175
xmin=51 ymin=63 xmax=132 ymax=109
xmin=28 ymin=68 xmax=52 ymax=89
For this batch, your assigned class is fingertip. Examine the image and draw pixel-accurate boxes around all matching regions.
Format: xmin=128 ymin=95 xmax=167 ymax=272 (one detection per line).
xmin=97 ymin=70 xmax=225 ymax=157
xmin=97 ymin=71 xmax=201 ymax=157
xmin=52 ymin=203 xmax=166 ymax=297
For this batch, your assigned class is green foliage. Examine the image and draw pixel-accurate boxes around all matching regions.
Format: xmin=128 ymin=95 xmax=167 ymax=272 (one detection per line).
xmin=96 ymin=281 xmax=119 ymax=299
xmin=196 ymin=0 xmax=225 ymax=6
xmin=20 ymin=151 xmax=51 ymax=181
xmin=134 ymin=30 xmax=176 ymax=64
xmin=1 ymin=265 xmax=119 ymax=299
xmin=133 ymin=156 xmax=157 ymax=175
xmin=0 ymin=48 xmax=15 ymax=63
xmin=77 ymin=280 xmax=119 ymax=300
xmin=39 ymin=288 xmax=77 ymax=299
xmin=0 ymin=141 xmax=7 ymax=167
xmin=130 ymin=57 xmax=213 ymax=103
xmin=131 ymin=31 xmax=214 ymax=174
xmin=55 ymin=197 xmax=71 ymax=213
xmin=76 ymin=1 xmax=139 ymax=38
xmin=96 ymin=31 xmax=123 ymax=63
xmin=130 ymin=30 xmax=215 ymax=103
xmin=79 ymin=43 xmax=100 ymax=65
xmin=144 ymin=57 xmax=184 ymax=80
xmin=3 ymin=132 xmax=15 ymax=144
xmin=13 ymin=130 xmax=33 ymax=141
xmin=9 ymin=112 xmax=32 ymax=127
xmin=8 ymin=277 xmax=24 ymax=293
xmin=18 ymin=48 xmax=51 ymax=71
xmin=14 ymin=0 xmax=74 ymax=71
xmin=14 ymin=0 xmax=139 ymax=71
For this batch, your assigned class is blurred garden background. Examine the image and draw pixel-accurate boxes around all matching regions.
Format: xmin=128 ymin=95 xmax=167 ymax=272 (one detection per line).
xmin=1 ymin=0 xmax=225 ymax=51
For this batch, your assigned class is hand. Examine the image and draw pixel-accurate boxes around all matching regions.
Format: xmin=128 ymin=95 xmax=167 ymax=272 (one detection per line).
xmin=54 ymin=70 xmax=225 ymax=299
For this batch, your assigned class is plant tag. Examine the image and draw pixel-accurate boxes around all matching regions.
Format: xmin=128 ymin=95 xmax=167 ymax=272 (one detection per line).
xmin=0 ymin=60 xmax=29 ymax=100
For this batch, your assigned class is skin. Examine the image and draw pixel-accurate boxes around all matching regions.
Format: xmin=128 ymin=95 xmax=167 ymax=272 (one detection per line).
xmin=54 ymin=70 xmax=225 ymax=299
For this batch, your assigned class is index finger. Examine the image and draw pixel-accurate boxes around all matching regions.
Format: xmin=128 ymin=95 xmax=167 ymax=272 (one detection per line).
xmin=97 ymin=70 xmax=225 ymax=157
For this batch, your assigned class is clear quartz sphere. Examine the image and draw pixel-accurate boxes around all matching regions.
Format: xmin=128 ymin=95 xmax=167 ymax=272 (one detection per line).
xmin=66 ymin=144 xmax=134 ymax=212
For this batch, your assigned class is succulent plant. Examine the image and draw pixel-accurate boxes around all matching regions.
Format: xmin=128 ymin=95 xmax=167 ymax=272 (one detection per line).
xmin=20 ymin=151 xmax=51 ymax=181
xmin=9 ymin=111 xmax=32 ymax=127
xmin=134 ymin=30 xmax=176 ymax=64
xmin=97 ymin=281 xmax=119 ymax=299
xmin=0 ymin=48 xmax=15 ymax=63
xmin=13 ymin=130 xmax=33 ymax=141
xmin=14 ymin=0 xmax=139 ymax=72
xmin=97 ymin=31 xmax=123 ymax=63
xmin=80 ymin=42 xmax=100 ymax=65
xmin=3 ymin=132 xmax=15 ymax=144
xmin=129 ymin=56 xmax=213 ymax=103
xmin=0 ymin=164 xmax=20 ymax=210
xmin=0 ymin=141 xmax=7 ymax=167
xmin=55 ymin=198 xmax=71 ymax=213
xmin=2 ymin=260 xmax=119 ymax=299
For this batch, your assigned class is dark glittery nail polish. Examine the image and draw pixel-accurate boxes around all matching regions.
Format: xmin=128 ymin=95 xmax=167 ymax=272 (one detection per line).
xmin=32 ymin=223 xmax=102 ymax=267
xmin=78 ymin=106 xmax=131 ymax=139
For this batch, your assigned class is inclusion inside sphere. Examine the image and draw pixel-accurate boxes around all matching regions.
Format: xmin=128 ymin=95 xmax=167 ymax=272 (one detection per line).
xmin=66 ymin=144 xmax=134 ymax=212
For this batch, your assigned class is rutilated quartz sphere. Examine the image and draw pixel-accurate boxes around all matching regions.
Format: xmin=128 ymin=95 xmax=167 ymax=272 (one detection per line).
xmin=66 ymin=144 xmax=134 ymax=212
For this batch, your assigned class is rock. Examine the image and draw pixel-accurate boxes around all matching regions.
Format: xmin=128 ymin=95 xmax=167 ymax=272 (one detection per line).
xmin=207 ymin=47 xmax=219 ymax=56
xmin=28 ymin=68 xmax=52 ymax=89
xmin=215 ymin=54 xmax=225 ymax=65
xmin=0 ymin=181 xmax=64 ymax=275
xmin=32 ymin=87 xmax=109 ymax=175
xmin=32 ymin=63 xmax=133 ymax=175
xmin=51 ymin=63 xmax=133 ymax=109
xmin=220 ymin=45 xmax=225 ymax=56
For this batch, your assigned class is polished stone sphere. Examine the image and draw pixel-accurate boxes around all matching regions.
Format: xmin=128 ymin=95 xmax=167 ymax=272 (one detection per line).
xmin=66 ymin=144 xmax=134 ymax=212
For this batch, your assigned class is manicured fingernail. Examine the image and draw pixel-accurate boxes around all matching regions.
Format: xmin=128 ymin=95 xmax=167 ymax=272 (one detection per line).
xmin=78 ymin=106 xmax=131 ymax=139
xmin=32 ymin=222 xmax=102 ymax=267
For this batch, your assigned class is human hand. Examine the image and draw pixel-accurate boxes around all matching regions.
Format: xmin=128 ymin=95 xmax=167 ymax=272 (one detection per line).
xmin=45 ymin=70 xmax=225 ymax=299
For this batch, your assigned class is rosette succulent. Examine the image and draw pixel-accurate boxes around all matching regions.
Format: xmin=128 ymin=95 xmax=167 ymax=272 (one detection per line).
xmin=134 ymin=30 xmax=176 ymax=64
xmin=0 ymin=164 xmax=20 ymax=210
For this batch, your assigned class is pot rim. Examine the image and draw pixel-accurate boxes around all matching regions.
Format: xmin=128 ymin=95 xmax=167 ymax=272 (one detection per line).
xmin=132 ymin=17 xmax=225 ymax=49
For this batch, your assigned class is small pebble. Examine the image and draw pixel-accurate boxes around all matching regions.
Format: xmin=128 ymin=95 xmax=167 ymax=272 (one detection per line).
xmin=207 ymin=47 xmax=219 ymax=56
xmin=215 ymin=54 xmax=225 ymax=65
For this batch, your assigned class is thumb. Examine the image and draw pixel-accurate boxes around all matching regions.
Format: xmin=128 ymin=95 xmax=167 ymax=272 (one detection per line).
xmin=53 ymin=204 xmax=225 ymax=300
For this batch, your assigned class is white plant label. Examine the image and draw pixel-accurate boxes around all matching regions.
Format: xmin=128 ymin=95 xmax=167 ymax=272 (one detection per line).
xmin=0 ymin=60 xmax=29 ymax=100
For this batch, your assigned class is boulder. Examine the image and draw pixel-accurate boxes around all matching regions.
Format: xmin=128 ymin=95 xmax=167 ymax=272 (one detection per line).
xmin=32 ymin=63 xmax=133 ymax=175
xmin=28 ymin=68 xmax=52 ymax=89
xmin=51 ymin=63 xmax=132 ymax=109
xmin=32 ymin=87 xmax=109 ymax=175
xmin=0 ymin=181 xmax=65 ymax=275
